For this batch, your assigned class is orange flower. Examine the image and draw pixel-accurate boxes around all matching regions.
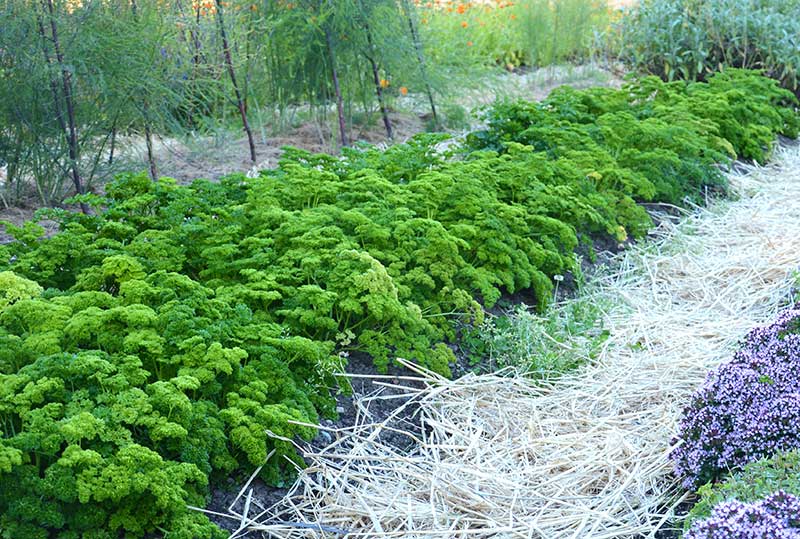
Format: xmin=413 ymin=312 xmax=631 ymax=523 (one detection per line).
xmin=461 ymin=20 xmax=468 ymax=28
xmin=399 ymin=86 xmax=408 ymax=96
xmin=380 ymin=78 xmax=390 ymax=88
xmin=467 ymin=40 xmax=473 ymax=46
xmin=456 ymin=3 xmax=465 ymax=13
xmin=510 ymin=13 xmax=516 ymax=20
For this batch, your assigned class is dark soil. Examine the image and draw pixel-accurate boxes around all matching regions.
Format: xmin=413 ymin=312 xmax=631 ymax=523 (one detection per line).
xmin=654 ymin=498 xmax=696 ymax=539
xmin=0 ymin=206 xmax=58 ymax=244
xmin=206 ymin=352 xmax=431 ymax=535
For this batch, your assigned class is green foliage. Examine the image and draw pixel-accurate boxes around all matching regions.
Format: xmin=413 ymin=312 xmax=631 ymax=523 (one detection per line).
xmin=617 ymin=0 xmax=800 ymax=97
xmin=683 ymin=451 xmax=800 ymax=534
xmin=0 ymin=271 xmax=43 ymax=310
xmin=416 ymin=0 xmax=610 ymax=70
xmin=468 ymin=70 xmax=798 ymax=196
xmin=0 ymin=263 xmax=325 ymax=536
xmin=464 ymin=287 xmax=612 ymax=376
xmin=0 ymin=71 xmax=795 ymax=538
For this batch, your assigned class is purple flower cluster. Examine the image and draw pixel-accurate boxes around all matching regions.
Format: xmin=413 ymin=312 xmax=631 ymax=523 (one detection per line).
xmin=684 ymin=491 xmax=800 ymax=539
xmin=672 ymin=308 xmax=800 ymax=488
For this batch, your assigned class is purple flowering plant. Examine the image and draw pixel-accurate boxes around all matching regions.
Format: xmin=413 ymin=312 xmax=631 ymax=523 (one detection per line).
xmin=672 ymin=308 xmax=800 ymax=488
xmin=684 ymin=490 xmax=800 ymax=539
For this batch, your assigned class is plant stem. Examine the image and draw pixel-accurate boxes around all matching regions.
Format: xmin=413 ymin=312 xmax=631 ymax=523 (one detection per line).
xmin=400 ymin=0 xmax=438 ymax=129
xmin=363 ymin=18 xmax=393 ymax=139
xmin=108 ymin=123 xmax=116 ymax=165
xmin=38 ymin=0 xmax=88 ymax=211
xmin=323 ymin=20 xmax=349 ymax=148
xmin=144 ymin=116 xmax=158 ymax=180
xmin=130 ymin=0 xmax=159 ymax=180
xmin=214 ymin=0 xmax=257 ymax=164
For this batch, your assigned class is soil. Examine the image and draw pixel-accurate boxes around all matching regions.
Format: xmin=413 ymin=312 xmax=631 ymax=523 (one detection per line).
xmin=130 ymin=111 xmax=425 ymax=187
xmin=206 ymin=352 xmax=431 ymax=535
xmin=0 ymin=206 xmax=60 ymax=244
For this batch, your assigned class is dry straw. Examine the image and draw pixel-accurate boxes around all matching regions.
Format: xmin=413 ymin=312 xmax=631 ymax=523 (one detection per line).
xmin=210 ymin=144 xmax=800 ymax=538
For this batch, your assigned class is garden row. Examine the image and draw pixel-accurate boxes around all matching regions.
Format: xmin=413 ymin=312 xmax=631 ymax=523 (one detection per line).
xmin=671 ymin=299 xmax=800 ymax=537
xmin=0 ymin=70 xmax=797 ymax=538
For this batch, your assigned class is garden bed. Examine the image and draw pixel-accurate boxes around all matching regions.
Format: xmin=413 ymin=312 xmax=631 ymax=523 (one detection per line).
xmin=211 ymin=144 xmax=800 ymax=538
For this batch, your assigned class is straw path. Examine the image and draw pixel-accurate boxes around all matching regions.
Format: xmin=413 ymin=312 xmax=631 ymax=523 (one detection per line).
xmin=219 ymin=144 xmax=800 ymax=538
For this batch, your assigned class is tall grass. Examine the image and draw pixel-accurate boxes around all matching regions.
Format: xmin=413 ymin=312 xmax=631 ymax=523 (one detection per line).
xmin=519 ymin=0 xmax=609 ymax=67
xmin=417 ymin=0 xmax=612 ymax=70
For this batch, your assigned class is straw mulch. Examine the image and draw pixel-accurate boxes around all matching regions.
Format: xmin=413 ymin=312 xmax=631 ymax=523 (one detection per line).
xmin=211 ymin=144 xmax=800 ymax=538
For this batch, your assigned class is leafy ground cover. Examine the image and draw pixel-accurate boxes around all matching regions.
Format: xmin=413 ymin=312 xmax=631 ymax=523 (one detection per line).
xmin=458 ymin=276 xmax=613 ymax=376
xmin=683 ymin=451 xmax=800 ymax=535
xmin=469 ymin=69 xmax=798 ymax=171
xmin=0 ymin=69 xmax=797 ymax=538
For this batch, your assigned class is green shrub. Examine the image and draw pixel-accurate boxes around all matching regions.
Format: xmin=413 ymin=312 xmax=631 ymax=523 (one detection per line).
xmin=617 ymin=0 xmax=800 ymax=97
xmin=683 ymin=451 xmax=800 ymax=534
xmin=0 ymin=258 xmax=325 ymax=537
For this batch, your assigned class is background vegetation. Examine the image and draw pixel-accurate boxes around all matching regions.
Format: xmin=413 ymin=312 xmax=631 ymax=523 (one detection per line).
xmin=416 ymin=0 xmax=610 ymax=70
xmin=0 ymin=0 xmax=614 ymax=207
xmin=617 ymin=0 xmax=800 ymax=96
